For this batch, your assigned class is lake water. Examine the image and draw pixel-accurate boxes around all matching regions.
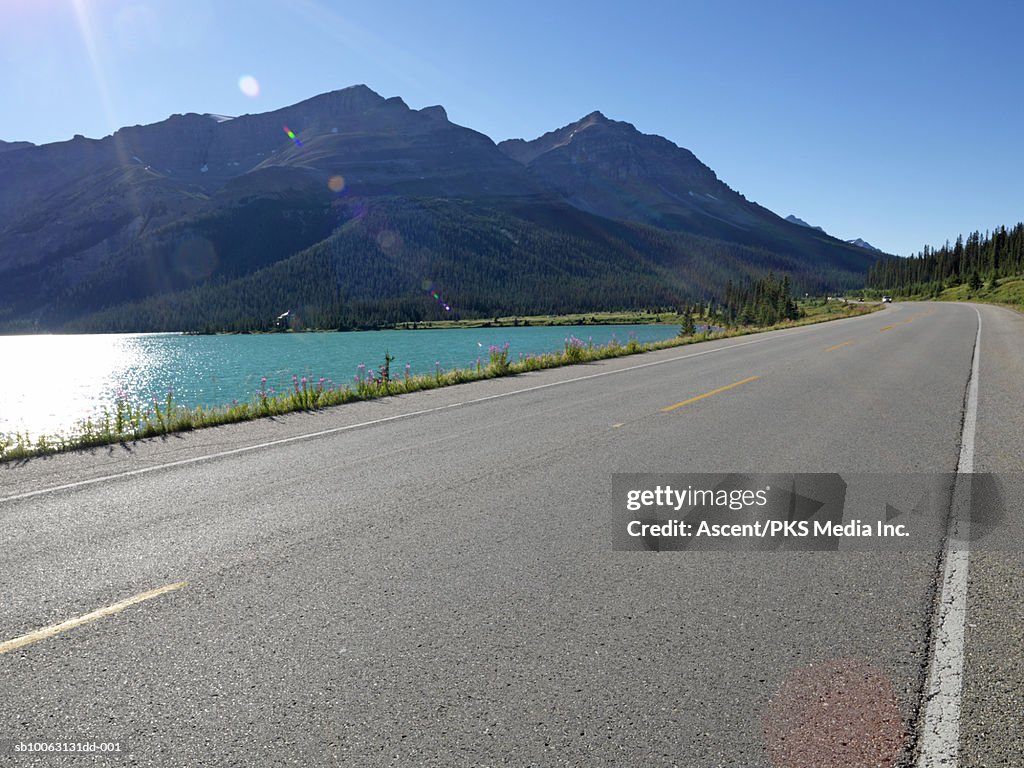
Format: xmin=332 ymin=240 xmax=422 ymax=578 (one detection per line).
xmin=0 ymin=324 xmax=680 ymax=439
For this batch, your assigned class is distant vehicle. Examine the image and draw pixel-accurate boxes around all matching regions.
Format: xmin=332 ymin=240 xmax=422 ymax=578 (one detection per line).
xmin=881 ymin=296 xmax=893 ymax=303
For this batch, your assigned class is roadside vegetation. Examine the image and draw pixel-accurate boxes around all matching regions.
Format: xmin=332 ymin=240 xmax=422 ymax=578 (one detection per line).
xmin=872 ymin=274 xmax=1024 ymax=312
xmin=0 ymin=299 xmax=877 ymax=463
xmin=865 ymin=222 xmax=1024 ymax=312
xmin=933 ymin=274 xmax=1024 ymax=309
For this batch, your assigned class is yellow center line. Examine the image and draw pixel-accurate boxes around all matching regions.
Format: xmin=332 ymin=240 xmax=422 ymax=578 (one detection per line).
xmin=825 ymin=341 xmax=853 ymax=352
xmin=880 ymin=320 xmax=910 ymax=331
xmin=661 ymin=376 xmax=760 ymax=412
xmin=0 ymin=581 xmax=187 ymax=655
xmin=880 ymin=314 xmax=923 ymax=331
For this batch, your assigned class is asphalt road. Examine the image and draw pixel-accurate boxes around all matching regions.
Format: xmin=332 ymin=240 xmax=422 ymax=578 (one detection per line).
xmin=1 ymin=301 xmax=1021 ymax=767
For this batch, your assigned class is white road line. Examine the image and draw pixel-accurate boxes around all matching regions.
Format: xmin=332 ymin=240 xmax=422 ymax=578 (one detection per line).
xmin=916 ymin=306 xmax=981 ymax=767
xmin=0 ymin=328 xmax=820 ymax=505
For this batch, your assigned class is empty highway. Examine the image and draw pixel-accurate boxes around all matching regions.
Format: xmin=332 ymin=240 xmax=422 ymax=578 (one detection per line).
xmin=2 ymin=301 xmax=1022 ymax=767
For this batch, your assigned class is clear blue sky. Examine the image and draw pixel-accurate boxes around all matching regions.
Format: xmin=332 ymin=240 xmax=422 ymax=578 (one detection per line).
xmin=3 ymin=0 xmax=1022 ymax=256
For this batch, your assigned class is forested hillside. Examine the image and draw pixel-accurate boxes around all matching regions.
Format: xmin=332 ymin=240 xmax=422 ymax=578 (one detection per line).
xmin=67 ymin=198 xmax=866 ymax=333
xmin=867 ymin=223 xmax=1024 ymax=295
xmin=0 ymin=85 xmax=879 ymax=333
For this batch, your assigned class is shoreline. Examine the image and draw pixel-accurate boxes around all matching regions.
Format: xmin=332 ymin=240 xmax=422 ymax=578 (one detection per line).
xmin=0 ymin=302 xmax=878 ymax=462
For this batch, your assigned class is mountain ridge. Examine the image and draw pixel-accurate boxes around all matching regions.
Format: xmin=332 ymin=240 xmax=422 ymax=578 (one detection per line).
xmin=500 ymin=115 xmax=878 ymax=269
xmin=785 ymin=214 xmax=882 ymax=252
xmin=0 ymin=85 xmax=878 ymax=332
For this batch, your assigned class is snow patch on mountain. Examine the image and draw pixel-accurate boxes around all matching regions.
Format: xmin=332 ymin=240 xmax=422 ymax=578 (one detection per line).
xmin=846 ymin=238 xmax=881 ymax=252
xmin=785 ymin=214 xmax=825 ymax=232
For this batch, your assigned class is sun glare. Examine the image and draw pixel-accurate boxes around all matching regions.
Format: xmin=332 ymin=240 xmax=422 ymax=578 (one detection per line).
xmin=70 ymin=0 xmax=117 ymax=133
xmin=0 ymin=335 xmax=159 ymax=438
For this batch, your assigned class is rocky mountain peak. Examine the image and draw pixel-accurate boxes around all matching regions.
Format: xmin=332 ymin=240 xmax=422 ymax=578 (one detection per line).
xmin=281 ymin=84 xmax=387 ymax=119
xmin=497 ymin=110 xmax=730 ymax=228
xmin=847 ymin=238 xmax=881 ymax=252
xmin=785 ymin=215 xmax=825 ymax=232
xmin=575 ymin=110 xmax=610 ymax=127
xmin=419 ymin=105 xmax=448 ymax=121
xmin=787 ymin=215 xmax=884 ymax=253
xmin=499 ymin=110 xmax=642 ymax=165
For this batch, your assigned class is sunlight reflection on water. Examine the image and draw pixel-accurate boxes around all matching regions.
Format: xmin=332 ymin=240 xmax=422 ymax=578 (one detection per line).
xmin=0 ymin=325 xmax=680 ymax=439
xmin=0 ymin=333 xmax=174 ymax=437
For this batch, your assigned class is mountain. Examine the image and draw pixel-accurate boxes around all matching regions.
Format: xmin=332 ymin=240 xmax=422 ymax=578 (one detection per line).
xmin=0 ymin=86 xmax=877 ymax=332
xmin=0 ymin=85 xmax=550 ymax=329
xmin=497 ymin=114 xmax=873 ymax=269
xmin=499 ymin=111 xmax=732 ymax=230
xmin=785 ymin=215 xmax=882 ymax=253
xmin=846 ymin=238 xmax=881 ymax=252
xmin=0 ymin=139 xmax=34 ymax=154
xmin=785 ymin=215 xmax=824 ymax=232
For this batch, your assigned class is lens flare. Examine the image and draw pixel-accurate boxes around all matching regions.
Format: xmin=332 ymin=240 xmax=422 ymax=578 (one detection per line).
xmin=238 ymin=75 xmax=260 ymax=97
xmin=376 ymin=230 xmax=401 ymax=253
xmin=283 ymin=125 xmax=302 ymax=147
xmin=327 ymin=175 xmax=345 ymax=193
xmin=428 ymin=287 xmax=452 ymax=313
xmin=173 ymin=237 xmax=218 ymax=280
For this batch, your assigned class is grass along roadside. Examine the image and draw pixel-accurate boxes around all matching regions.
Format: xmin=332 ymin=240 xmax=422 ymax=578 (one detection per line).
xmin=914 ymin=275 xmax=1024 ymax=312
xmin=861 ymin=274 xmax=1024 ymax=313
xmin=0 ymin=301 xmax=879 ymax=462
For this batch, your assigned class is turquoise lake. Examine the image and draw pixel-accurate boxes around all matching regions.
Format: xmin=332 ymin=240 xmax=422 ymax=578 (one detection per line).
xmin=0 ymin=324 xmax=680 ymax=438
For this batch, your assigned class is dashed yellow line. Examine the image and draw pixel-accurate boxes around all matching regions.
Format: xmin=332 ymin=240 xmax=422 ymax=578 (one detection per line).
xmin=876 ymin=309 xmax=933 ymax=331
xmin=825 ymin=341 xmax=853 ymax=352
xmin=0 ymin=581 xmax=187 ymax=655
xmin=661 ymin=376 xmax=760 ymax=412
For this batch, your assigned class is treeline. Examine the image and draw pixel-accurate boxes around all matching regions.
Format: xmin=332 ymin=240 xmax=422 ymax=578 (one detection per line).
xmin=867 ymin=223 xmax=1024 ymax=295
xmin=608 ymin=218 xmax=864 ymax=298
xmin=716 ymin=273 xmax=801 ymax=326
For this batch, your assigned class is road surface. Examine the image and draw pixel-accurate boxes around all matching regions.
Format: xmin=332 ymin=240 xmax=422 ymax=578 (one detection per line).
xmin=1 ymin=301 xmax=1021 ymax=766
